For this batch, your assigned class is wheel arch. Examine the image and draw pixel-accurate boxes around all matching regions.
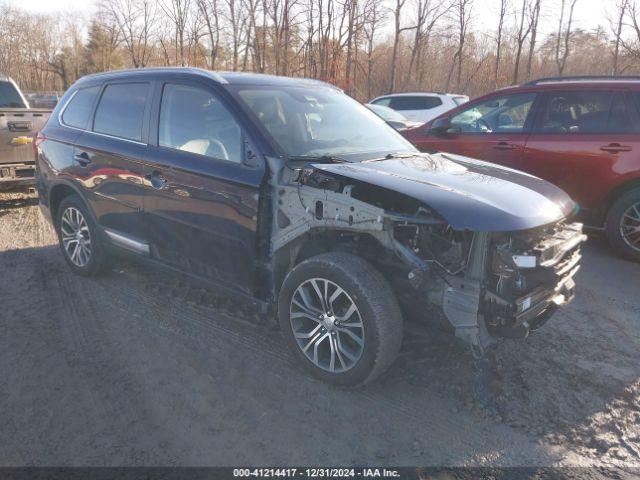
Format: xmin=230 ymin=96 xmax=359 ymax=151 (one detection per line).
xmin=271 ymin=229 xmax=394 ymax=300
xmin=601 ymin=176 xmax=640 ymax=225
xmin=48 ymin=181 xmax=94 ymax=226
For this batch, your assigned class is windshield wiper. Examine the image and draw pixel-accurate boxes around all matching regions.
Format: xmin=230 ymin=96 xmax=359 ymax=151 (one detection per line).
xmin=362 ymin=152 xmax=418 ymax=163
xmin=286 ymin=155 xmax=348 ymax=164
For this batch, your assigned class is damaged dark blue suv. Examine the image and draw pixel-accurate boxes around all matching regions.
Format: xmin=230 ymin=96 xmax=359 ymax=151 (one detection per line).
xmin=36 ymin=68 xmax=586 ymax=386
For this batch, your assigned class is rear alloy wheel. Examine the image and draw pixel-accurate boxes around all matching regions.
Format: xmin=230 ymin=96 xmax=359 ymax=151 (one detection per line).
xmin=56 ymin=194 xmax=108 ymax=276
xmin=278 ymin=252 xmax=403 ymax=387
xmin=606 ymin=188 xmax=640 ymax=261
xmin=60 ymin=207 xmax=92 ymax=268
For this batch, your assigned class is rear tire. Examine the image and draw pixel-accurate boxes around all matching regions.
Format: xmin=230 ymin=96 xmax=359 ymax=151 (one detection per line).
xmin=278 ymin=252 xmax=403 ymax=387
xmin=55 ymin=194 xmax=108 ymax=276
xmin=605 ymin=188 xmax=640 ymax=262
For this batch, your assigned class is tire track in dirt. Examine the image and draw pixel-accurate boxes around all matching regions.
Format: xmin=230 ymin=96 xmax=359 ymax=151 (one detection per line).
xmin=1 ymin=192 xmax=638 ymax=472
xmin=94 ymin=265 xmax=571 ymax=466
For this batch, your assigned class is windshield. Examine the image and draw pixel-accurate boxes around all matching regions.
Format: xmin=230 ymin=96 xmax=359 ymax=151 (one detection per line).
xmin=366 ymin=104 xmax=408 ymax=122
xmin=0 ymin=81 xmax=27 ymax=108
xmin=232 ymin=85 xmax=417 ymax=160
xmin=452 ymin=96 xmax=468 ymax=106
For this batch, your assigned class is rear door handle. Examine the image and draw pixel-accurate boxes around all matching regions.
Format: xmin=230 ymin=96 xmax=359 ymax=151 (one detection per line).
xmin=600 ymin=143 xmax=632 ymax=153
xmin=492 ymin=141 xmax=517 ymax=150
xmin=73 ymin=152 xmax=91 ymax=166
xmin=145 ymin=171 xmax=168 ymax=190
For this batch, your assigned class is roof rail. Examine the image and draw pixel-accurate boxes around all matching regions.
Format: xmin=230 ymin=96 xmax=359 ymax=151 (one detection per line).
xmin=524 ymin=75 xmax=640 ymax=85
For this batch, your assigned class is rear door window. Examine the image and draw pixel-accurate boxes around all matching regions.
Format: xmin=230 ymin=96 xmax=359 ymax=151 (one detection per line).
xmin=389 ymin=96 xmax=443 ymax=110
xmin=93 ymin=83 xmax=149 ymax=142
xmin=61 ymin=86 xmax=100 ymax=129
xmin=613 ymin=91 xmax=640 ymax=133
xmin=532 ymin=91 xmax=613 ymax=134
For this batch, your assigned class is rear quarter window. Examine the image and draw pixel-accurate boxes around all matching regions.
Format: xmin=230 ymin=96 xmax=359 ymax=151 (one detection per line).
xmin=93 ymin=83 xmax=149 ymax=142
xmin=389 ymin=96 xmax=443 ymax=110
xmin=61 ymin=86 xmax=100 ymax=129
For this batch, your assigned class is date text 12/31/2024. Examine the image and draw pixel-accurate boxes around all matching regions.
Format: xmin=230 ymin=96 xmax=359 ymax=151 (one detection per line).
xmin=233 ymin=468 xmax=401 ymax=478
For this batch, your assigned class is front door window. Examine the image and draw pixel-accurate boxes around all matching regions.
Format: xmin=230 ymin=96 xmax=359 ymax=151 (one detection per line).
xmin=451 ymin=93 xmax=536 ymax=134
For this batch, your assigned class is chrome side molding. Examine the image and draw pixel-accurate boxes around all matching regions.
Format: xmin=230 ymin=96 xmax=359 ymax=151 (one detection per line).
xmin=103 ymin=228 xmax=150 ymax=255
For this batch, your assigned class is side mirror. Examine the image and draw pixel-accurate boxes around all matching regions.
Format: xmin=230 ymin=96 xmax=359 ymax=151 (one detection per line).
xmin=429 ymin=117 xmax=461 ymax=136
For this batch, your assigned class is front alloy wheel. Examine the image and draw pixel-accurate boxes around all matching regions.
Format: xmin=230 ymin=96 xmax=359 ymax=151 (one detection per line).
xmin=619 ymin=201 xmax=640 ymax=254
xmin=279 ymin=252 xmax=403 ymax=387
xmin=290 ymin=278 xmax=365 ymax=373
xmin=606 ymin=188 xmax=640 ymax=261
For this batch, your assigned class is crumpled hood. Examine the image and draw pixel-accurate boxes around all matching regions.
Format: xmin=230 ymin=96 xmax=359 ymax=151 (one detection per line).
xmin=313 ymin=152 xmax=576 ymax=231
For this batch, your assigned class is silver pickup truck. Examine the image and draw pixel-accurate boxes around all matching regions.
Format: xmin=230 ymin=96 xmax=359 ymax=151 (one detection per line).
xmin=0 ymin=75 xmax=52 ymax=191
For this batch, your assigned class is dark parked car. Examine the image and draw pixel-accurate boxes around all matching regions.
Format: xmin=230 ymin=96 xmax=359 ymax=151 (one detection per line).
xmin=403 ymin=76 xmax=640 ymax=261
xmin=36 ymin=68 xmax=585 ymax=386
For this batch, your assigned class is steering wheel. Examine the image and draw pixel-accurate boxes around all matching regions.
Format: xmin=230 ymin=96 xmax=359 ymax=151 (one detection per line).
xmin=206 ymin=139 xmax=229 ymax=160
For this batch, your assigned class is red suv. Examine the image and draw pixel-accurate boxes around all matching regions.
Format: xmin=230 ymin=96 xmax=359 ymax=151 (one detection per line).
xmin=403 ymin=76 xmax=640 ymax=260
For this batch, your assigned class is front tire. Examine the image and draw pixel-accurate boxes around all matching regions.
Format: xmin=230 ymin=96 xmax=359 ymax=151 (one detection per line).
xmin=55 ymin=194 xmax=108 ymax=276
xmin=278 ymin=252 xmax=403 ymax=387
xmin=605 ymin=188 xmax=640 ymax=261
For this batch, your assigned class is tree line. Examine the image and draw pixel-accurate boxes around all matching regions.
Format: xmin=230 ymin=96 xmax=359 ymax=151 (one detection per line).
xmin=1 ymin=0 xmax=640 ymax=101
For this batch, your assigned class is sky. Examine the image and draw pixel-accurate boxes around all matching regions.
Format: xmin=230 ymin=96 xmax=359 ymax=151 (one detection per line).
xmin=7 ymin=0 xmax=611 ymax=37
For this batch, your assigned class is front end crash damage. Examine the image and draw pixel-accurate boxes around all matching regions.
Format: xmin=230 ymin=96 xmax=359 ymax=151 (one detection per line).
xmin=265 ymin=156 xmax=586 ymax=355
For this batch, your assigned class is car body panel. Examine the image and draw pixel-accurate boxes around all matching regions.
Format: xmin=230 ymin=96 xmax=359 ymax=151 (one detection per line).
xmin=403 ymin=81 xmax=640 ymax=225
xmin=143 ymin=145 xmax=264 ymax=294
xmin=38 ymin=68 xmax=268 ymax=296
xmin=314 ymin=153 xmax=575 ymax=231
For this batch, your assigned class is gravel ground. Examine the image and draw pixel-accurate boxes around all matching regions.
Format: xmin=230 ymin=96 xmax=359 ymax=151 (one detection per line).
xmin=0 ymin=191 xmax=639 ymax=475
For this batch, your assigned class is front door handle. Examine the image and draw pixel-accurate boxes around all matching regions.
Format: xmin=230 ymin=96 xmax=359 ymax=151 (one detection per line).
xmin=492 ymin=141 xmax=517 ymax=150
xmin=145 ymin=171 xmax=168 ymax=190
xmin=600 ymin=143 xmax=632 ymax=153
xmin=74 ymin=152 xmax=91 ymax=166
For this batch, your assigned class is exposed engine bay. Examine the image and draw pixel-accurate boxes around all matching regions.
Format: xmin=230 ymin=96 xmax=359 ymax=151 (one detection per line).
xmin=266 ymin=155 xmax=586 ymax=355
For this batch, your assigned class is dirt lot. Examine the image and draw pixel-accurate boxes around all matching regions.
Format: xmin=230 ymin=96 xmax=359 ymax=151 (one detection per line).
xmin=1 ymin=191 xmax=639 ymax=475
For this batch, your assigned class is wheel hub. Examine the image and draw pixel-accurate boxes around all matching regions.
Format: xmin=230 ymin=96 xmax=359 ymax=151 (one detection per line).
xmin=321 ymin=313 xmax=337 ymax=331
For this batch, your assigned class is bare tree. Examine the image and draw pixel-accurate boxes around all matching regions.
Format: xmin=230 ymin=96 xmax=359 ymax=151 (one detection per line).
xmin=445 ymin=0 xmax=473 ymax=91
xmin=512 ymin=0 xmax=532 ymax=84
xmin=494 ymin=0 xmax=508 ymax=85
xmin=404 ymin=0 xmax=451 ymax=88
xmin=159 ymin=0 xmax=191 ymax=66
xmin=196 ymin=0 xmax=221 ymax=69
xmin=555 ymin=0 xmax=579 ymax=76
xmin=525 ymin=0 xmax=541 ymax=80
xmin=388 ymin=0 xmax=412 ymax=93
xmin=101 ymin=0 xmax=156 ymax=67
xmin=610 ymin=0 xmax=628 ymax=74
xmin=5 ymin=0 xmax=640 ymax=101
